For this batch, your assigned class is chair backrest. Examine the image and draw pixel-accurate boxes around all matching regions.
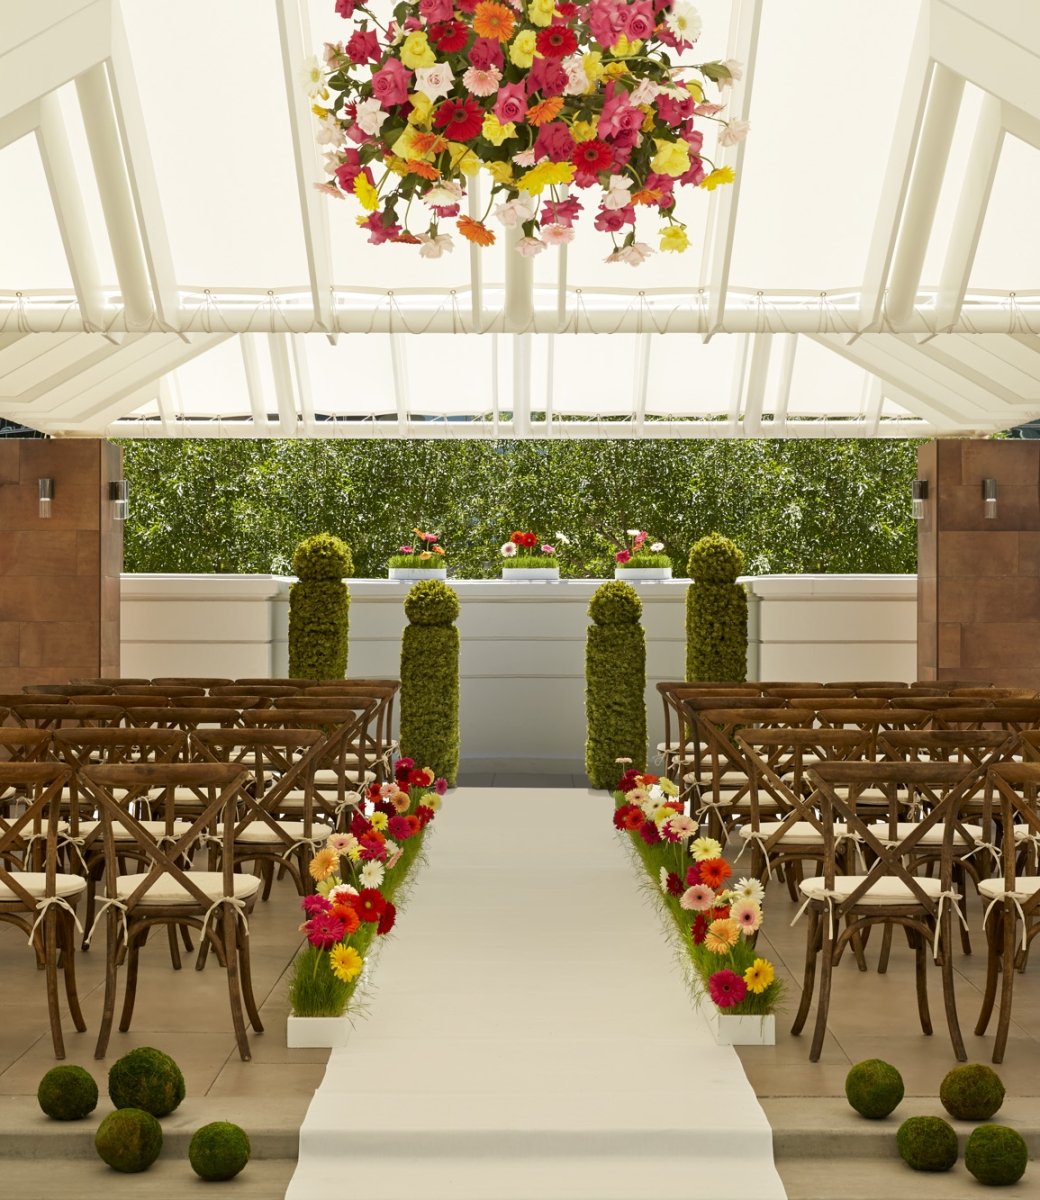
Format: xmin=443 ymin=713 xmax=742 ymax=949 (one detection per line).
xmin=71 ymin=678 xmax=150 ymax=688
xmin=113 ymin=684 xmax=206 ymax=698
xmin=911 ymin=680 xmax=992 ymax=692
xmin=0 ymin=728 xmax=53 ymax=762
xmin=168 ymin=695 xmax=266 ymax=710
xmin=151 ymin=677 xmax=234 ymax=689
xmin=950 ymin=687 xmax=1038 ymax=700
xmin=23 ymin=683 xmax=113 ymax=696
xmin=786 ymin=697 xmax=889 ymax=712
xmin=52 ymin=726 xmax=187 ymax=770
xmin=123 ymin=706 xmax=245 ymax=733
xmin=986 ymin=763 xmax=1040 ymax=898
xmin=938 ymin=704 xmax=1040 ymax=732
xmin=0 ymin=763 xmax=72 ymax=899
xmin=233 ymin=678 xmax=318 ymax=688
xmin=9 ymin=702 xmax=126 ymax=729
xmin=211 ymin=684 xmax=302 ymax=699
xmin=0 ymin=693 xmax=68 ymax=708
xmin=877 ymin=728 xmax=1015 ymax=767
xmin=825 ymin=681 xmax=909 ymax=690
xmin=763 ymin=687 xmax=855 ymax=700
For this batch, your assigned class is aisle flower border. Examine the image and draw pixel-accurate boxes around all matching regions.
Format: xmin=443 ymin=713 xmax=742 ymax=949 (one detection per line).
xmin=288 ymin=758 xmax=447 ymax=1018
xmin=311 ymin=0 xmax=746 ymax=260
xmin=612 ymin=766 xmax=782 ymax=1018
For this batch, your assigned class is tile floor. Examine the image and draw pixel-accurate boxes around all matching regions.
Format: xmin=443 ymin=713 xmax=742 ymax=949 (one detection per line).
xmin=3 ymin=786 xmax=1040 ymax=1198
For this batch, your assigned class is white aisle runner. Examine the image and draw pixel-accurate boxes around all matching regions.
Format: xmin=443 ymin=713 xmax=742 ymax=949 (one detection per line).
xmin=286 ymin=788 xmax=787 ymax=1200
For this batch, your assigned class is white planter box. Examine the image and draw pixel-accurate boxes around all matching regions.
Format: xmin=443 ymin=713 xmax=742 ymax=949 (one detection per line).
xmin=286 ymin=1014 xmax=352 ymax=1048
xmin=706 ymin=1009 xmax=776 ymax=1046
xmin=615 ymin=567 xmax=673 ymax=581
xmin=388 ymin=567 xmax=447 ymax=581
xmin=502 ymin=567 xmax=560 ymax=580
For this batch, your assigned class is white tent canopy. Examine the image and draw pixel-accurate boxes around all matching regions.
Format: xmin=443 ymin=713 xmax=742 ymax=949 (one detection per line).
xmin=1 ymin=0 xmax=1038 ymax=437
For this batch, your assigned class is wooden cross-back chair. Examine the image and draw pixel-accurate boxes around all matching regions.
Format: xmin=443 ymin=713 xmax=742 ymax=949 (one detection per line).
xmin=52 ymin=728 xmax=190 ymax=949
xmin=243 ymin=702 xmax=380 ymax=828
xmin=151 ymin=677 xmax=235 ymax=689
xmin=826 ymin=681 xmax=910 ymax=691
xmin=124 ymin=706 xmax=247 ymax=736
xmin=761 ymin=687 xmax=855 ymax=700
xmin=936 ymin=704 xmax=1040 ymax=735
xmin=233 ymin=678 xmax=318 ymax=688
xmin=189 ymin=726 xmax=327 ymax=898
xmin=689 ymin=704 xmax=812 ymax=840
xmin=734 ymin=727 xmax=873 ymax=894
xmin=656 ymin=683 xmax=762 ymax=785
xmin=0 ymin=729 xmax=53 ymax=817
xmin=81 ymin=762 xmax=263 ymax=1061
xmin=975 ymin=763 xmax=1040 ymax=1061
xmin=212 ymin=684 xmax=302 ymax=700
xmin=302 ymin=682 xmax=401 ymax=779
xmin=272 ymin=693 xmax=392 ymax=785
xmin=674 ymin=692 xmax=784 ymax=801
xmin=791 ymin=760 xmax=985 ymax=1062
xmin=0 ymin=763 xmax=86 ymax=1057
xmin=9 ymin=703 xmax=126 ymax=731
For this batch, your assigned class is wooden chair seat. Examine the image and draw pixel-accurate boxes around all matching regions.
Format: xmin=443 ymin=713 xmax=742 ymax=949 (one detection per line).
xmin=216 ymin=819 xmax=334 ymax=845
xmin=799 ymin=873 xmax=952 ymax=906
xmin=978 ymin=875 xmax=1040 ymax=903
xmin=864 ymin=820 xmax=986 ymax=847
xmin=737 ymin=820 xmax=850 ymax=845
xmin=112 ymin=870 xmax=261 ymax=906
xmin=0 ymin=872 xmax=86 ymax=902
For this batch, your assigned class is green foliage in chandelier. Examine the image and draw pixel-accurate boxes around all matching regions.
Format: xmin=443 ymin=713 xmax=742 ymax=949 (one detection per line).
xmin=686 ymin=532 xmax=749 ymax=682
xmin=120 ymin=438 xmax=922 ymax=578
xmin=400 ymin=580 xmax=460 ymax=785
xmin=288 ymin=532 xmax=352 ymax=679
xmin=585 ymin=581 xmax=647 ymax=789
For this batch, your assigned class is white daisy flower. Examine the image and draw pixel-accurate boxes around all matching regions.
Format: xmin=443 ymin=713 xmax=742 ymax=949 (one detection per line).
xmin=733 ymin=876 xmax=765 ymax=904
xmin=360 ymin=861 xmax=385 ymax=889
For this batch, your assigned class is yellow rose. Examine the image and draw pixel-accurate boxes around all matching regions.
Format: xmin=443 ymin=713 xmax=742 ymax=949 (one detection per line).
xmin=660 ymin=224 xmax=690 ymax=254
xmin=583 ymin=51 xmax=604 ymax=82
xmin=686 ymin=80 xmax=704 ymax=103
xmin=484 ymin=160 xmax=515 ymax=185
xmin=640 ymin=106 xmax=655 ymax=133
xmin=482 ymin=115 xmax=517 ymax=147
xmin=407 ymin=91 xmax=434 ymax=127
xmin=701 ymin=165 xmax=736 ymax=190
xmin=569 ymin=119 xmax=597 ymax=143
xmin=650 ymin=138 xmax=691 ymax=178
xmin=400 ymin=31 xmax=435 ymax=69
xmin=528 ymin=0 xmax=556 ymax=26
xmin=353 ymin=174 xmax=378 ymax=211
xmin=610 ymin=35 xmax=642 ymax=58
xmin=447 ymin=143 xmax=482 ymax=176
xmin=509 ymin=29 xmax=538 ymax=68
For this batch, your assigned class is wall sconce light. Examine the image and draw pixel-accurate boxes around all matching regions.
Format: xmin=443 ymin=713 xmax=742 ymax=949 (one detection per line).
xmin=109 ymin=479 xmax=129 ymax=521
xmin=982 ymin=478 xmax=998 ymax=520
xmin=38 ymin=478 xmax=53 ymax=518
xmin=911 ymin=479 xmax=928 ymax=521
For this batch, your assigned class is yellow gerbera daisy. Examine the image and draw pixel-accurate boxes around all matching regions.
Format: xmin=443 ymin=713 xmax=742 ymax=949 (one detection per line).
xmin=701 ymin=166 xmax=737 ymax=191
xmin=330 ymin=943 xmax=363 ymax=984
xmin=744 ymin=957 xmax=775 ymax=994
xmin=370 ymin=811 xmax=389 ymax=831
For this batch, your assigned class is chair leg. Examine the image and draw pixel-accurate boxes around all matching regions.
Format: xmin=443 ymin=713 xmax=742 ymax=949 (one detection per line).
xmin=877 ymin=922 xmax=893 ymax=974
xmin=993 ymin=905 xmax=1018 ymax=1064
xmin=938 ymin=915 xmax=966 ymax=1061
xmin=221 ymin=909 xmax=251 ymax=1061
xmin=237 ymin=923 xmax=264 ymax=1034
xmin=60 ymin=914 xmax=87 ymax=1034
xmin=975 ymin=906 xmax=1002 ymax=1036
xmin=791 ymin=907 xmax=820 ymax=1037
xmin=118 ymin=930 xmax=143 ymax=1033
xmin=909 ymin=926 xmax=932 ymax=1036
xmin=42 ymin=914 xmax=66 ymax=1059
xmin=809 ymin=912 xmax=836 ymax=1061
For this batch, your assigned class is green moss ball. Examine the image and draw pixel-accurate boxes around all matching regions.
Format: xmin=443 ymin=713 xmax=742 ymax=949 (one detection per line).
xmin=108 ymin=1047 xmax=185 ymax=1117
xmin=404 ymin=579 xmax=459 ymax=625
xmin=940 ymin=1063 xmax=1006 ymax=1121
xmin=845 ymin=1059 xmax=905 ymax=1119
xmin=896 ymin=1116 xmax=959 ymax=1172
xmin=189 ymin=1121 xmax=252 ymax=1181
xmin=588 ymin=581 xmax=642 ymax=626
xmin=36 ymin=1065 xmax=99 ymax=1121
xmin=94 ymin=1108 xmax=163 ymax=1173
xmin=965 ymin=1124 xmax=1028 ymax=1186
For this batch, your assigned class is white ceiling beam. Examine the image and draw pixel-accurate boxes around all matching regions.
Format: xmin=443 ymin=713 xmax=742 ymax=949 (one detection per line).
xmin=702 ymin=0 xmax=762 ymax=331
xmin=726 ymin=332 xmax=749 ymax=435
xmin=741 ymin=333 xmax=771 ymax=436
xmin=863 ymin=372 xmax=884 ymax=437
xmin=859 ymin=6 xmax=933 ymax=331
xmin=503 ymin=228 xmax=534 ymax=332
xmin=886 ymin=63 xmax=964 ymax=325
xmin=290 ymin=334 xmax=317 ymax=432
xmin=512 ymin=333 xmax=532 ymax=437
xmin=389 ymin=333 xmax=410 ymax=435
xmin=275 ymin=0 xmax=334 ymax=334
xmin=74 ymin=63 xmax=153 ymax=327
xmin=0 ymin=0 xmax=109 ymax=120
xmin=106 ymin=3 xmax=179 ymax=326
xmin=35 ymin=93 xmax=105 ymax=332
xmin=0 ymin=99 xmax=40 ymax=150
xmin=934 ymin=93 xmax=1004 ymax=330
xmin=240 ymin=335 xmax=273 ymax=429
xmin=267 ymin=332 xmax=299 ymax=436
xmin=632 ymin=332 xmax=652 ymax=435
xmin=0 ymin=335 xmax=134 ymax=402
xmin=771 ymin=334 xmax=796 ymax=437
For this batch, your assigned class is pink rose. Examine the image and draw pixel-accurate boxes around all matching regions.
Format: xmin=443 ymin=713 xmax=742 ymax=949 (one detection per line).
xmin=371 ymin=58 xmax=412 ymax=108
xmin=533 ymin=121 xmax=575 ymax=163
xmin=335 ymin=0 xmax=363 ymax=17
xmin=543 ymin=196 xmax=582 ymax=226
xmin=616 ymin=549 xmax=631 ymax=564
xmin=345 ymin=29 xmax=381 ymax=64
xmin=655 ymin=92 xmax=694 ymax=127
xmin=526 ymin=56 xmax=568 ymax=98
xmin=360 ymin=211 xmax=402 ymax=245
xmin=594 ymin=205 xmax=635 ymax=232
xmin=624 ymin=2 xmax=655 ymax=40
xmin=469 ymin=37 xmax=505 ymax=71
xmin=333 ymin=150 xmax=373 ymax=193
xmin=419 ymin=0 xmax=453 ymax=19
xmin=494 ymin=83 xmax=527 ymax=125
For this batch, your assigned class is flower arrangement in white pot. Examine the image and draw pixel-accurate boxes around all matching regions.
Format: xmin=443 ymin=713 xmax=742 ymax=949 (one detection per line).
xmin=500 ymin=530 xmax=561 ymax=580
xmin=388 ymin=529 xmax=448 ymax=580
xmin=614 ymin=530 xmax=672 ymax=580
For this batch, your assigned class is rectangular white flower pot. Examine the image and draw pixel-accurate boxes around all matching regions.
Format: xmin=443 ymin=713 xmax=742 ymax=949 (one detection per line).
xmin=614 ymin=567 xmax=673 ymax=580
xmin=388 ymin=567 xmax=447 ymax=581
xmin=706 ymin=1009 xmax=776 ymax=1046
xmin=286 ymin=1014 xmax=352 ymax=1048
xmin=501 ymin=567 xmax=560 ymax=580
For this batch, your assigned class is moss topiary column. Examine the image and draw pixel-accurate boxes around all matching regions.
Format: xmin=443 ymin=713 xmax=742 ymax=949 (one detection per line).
xmin=399 ymin=580 xmax=459 ymax=784
xmin=288 ymin=533 xmax=353 ymax=680
xmin=686 ymin=533 xmax=748 ymax=682
xmin=585 ymin=580 xmax=647 ymax=789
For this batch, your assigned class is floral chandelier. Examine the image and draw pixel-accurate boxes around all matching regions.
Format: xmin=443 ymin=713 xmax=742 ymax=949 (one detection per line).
xmin=310 ymin=0 xmax=746 ymax=264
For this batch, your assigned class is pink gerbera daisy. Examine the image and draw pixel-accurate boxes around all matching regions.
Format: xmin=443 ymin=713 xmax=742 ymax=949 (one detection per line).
xmin=679 ymin=883 xmax=716 ymax=912
xmin=708 ymin=968 xmax=747 ymax=1009
xmin=730 ymin=898 xmax=762 ymax=934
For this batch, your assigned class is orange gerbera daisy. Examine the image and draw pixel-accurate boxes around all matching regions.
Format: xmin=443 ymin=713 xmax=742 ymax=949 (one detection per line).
xmin=410 ymin=131 xmax=449 ymax=157
xmin=704 ymin=917 xmax=740 ymax=954
xmin=406 ymin=159 xmax=440 ymax=180
xmin=330 ymin=903 xmax=361 ymax=934
xmin=472 ymin=1 xmax=515 ymax=41
xmin=308 ymin=848 xmax=338 ymax=882
xmin=698 ymin=857 xmax=733 ymax=890
xmin=457 ymin=215 xmax=496 ymax=246
xmin=526 ymin=96 xmax=565 ymax=126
